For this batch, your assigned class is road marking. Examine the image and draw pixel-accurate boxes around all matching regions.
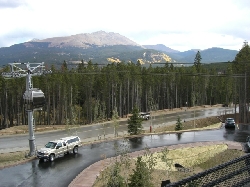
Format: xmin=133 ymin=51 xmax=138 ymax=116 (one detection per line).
xmin=81 ymin=127 xmax=113 ymax=133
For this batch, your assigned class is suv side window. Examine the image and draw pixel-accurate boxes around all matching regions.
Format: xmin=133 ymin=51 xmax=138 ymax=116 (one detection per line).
xmin=61 ymin=136 xmax=80 ymax=144
xmin=56 ymin=142 xmax=62 ymax=149
xmin=73 ymin=137 xmax=79 ymax=142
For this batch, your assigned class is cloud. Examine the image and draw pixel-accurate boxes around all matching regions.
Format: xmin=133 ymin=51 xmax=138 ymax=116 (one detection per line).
xmin=0 ymin=0 xmax=27 ymax=9
xmin=139 ymin=32 xmax=244 ymax=51
xmin=0 ymin=0 xmax=249 ymax=51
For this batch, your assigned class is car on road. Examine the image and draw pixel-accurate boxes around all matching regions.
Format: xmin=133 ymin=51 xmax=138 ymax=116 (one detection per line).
xmin=139 ymin=112 xmax=150 ymax=120
xmin=36 ymin=136 xmax=81 ymax=162
xmin=225 ymin=118 xmax=235 ymax=128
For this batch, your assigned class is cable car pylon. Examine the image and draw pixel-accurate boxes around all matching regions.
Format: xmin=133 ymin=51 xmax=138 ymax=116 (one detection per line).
xmin=1 ymin=62 xmax=52 ymax=156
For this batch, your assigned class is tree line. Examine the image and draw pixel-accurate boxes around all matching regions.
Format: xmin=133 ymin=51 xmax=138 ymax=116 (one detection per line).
xmin=0 ymin=42 xmax=249 ymax=129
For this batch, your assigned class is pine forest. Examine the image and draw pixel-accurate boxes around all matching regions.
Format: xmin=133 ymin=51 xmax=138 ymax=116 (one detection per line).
xmin=0 ymin=43 xmax=249 ymax=130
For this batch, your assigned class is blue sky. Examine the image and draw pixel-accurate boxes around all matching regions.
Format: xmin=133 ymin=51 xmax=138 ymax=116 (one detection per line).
xmin=0 ymin=0 xmax=249 ymax=51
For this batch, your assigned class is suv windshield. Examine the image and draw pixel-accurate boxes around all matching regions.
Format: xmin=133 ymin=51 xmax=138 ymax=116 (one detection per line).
xmin=227 ymin=119 xmax=235 ymax=123
xmin=45 ymin=142 xmax=57 ymax=149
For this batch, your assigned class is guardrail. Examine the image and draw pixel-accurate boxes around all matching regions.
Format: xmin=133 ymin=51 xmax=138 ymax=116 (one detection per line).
xmin=217 ymin=109 xmax=235 ymax=116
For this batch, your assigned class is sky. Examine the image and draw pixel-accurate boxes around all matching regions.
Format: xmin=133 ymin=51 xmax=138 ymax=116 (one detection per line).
xmin=0 ymin=0 xmax=249 ymax=52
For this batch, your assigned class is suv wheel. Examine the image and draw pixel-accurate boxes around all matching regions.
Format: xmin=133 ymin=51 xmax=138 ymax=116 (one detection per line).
xmin=73 ymin=146 xmax=78 ymax=154
xmin=49 ymin=154 xmax=55 ymax=162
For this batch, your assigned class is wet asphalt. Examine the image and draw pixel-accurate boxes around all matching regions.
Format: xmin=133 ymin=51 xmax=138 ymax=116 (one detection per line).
xmin=0 ymin=107 xmax=249 ymax=187
xmin=0 ymin=107 xmax=235 ymax=153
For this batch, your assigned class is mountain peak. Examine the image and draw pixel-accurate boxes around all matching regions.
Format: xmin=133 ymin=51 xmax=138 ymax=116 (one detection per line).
xmin=143 ymin=44 xmax=180 ymax=53
xmin=29 ymin=38 xmax=40 ymax=42
xmin=33 ymin=31 xmax=140 ymax=48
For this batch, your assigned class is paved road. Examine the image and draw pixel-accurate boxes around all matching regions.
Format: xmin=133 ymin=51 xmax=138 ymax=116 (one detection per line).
xmin=0 ymin=106 xmax=234 ymax=153
xmin=0 ymin=126 xmax=248 ymax=187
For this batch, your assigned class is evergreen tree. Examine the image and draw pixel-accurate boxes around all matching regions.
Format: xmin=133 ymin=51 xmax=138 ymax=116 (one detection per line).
xmin=232 ymin=41 xmax=250 ymax=123
xmin=61 ymin=60 xmax=68 ymax=71
xmin=194 ymin=51 xmax=202 ymax=73
xmin=193 ymin=51 xmax=204 ymax=106
xmin=175 ymin=116 xmax=183 ymax=131
xmin=127 ymin=106 xmax=143 ymax=135
xmin=128 ymin=156 xmax=153 ymax=187
xmin=106 ymin=162 xmax=124 ymax=187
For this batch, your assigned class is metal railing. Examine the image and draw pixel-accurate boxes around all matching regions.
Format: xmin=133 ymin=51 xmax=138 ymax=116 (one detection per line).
xmin=166 ymin=153 xmax=250 ymax=187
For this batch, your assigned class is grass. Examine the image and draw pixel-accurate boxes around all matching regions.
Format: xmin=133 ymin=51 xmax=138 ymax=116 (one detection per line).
xmin=0 ymin=125 xmax=66 ymax=135
xmin=0 ymin=150 xmax=33 ymax=169
xmin=144 ymin=117 xmax=221 ymax=133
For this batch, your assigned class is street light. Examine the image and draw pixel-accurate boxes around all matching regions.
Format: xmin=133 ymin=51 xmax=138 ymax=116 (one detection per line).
xmin=194 ymin=109 xmax=195 ymax=129
xmin=193 ymin=101 xmax=196 ymax=129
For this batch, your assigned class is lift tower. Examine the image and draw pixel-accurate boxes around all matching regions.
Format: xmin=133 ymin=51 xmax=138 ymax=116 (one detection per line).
xmin=2 ymin=62 xmax=51 ymax=156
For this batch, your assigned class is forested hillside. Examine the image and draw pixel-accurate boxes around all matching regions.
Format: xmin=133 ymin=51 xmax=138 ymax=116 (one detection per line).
xmin=0 ymin=42 xmax=249 ymax=130
xmin=0 ymin=60 xmax=236 ymax=130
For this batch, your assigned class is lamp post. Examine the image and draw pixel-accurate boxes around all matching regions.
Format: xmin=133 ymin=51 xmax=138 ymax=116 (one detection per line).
xmin=194 ymin=109 xmax=195 ymax=129
xmin=193 ymin=101 xmax=196 ymax=129
xmin=150 ymin=104 xmax=156 ymax=133
xmin=150 ymin=106 xmax=153 ymax=132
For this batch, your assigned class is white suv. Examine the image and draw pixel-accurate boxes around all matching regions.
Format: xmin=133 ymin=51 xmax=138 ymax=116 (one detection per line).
xmin=139 ymin=112 xmax=150 ymax=120
xmin=37 ymin=136 xmax=81 ymax=162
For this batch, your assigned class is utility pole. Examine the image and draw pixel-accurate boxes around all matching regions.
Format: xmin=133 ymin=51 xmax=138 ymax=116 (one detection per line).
xmin=194 ymin=109 xmax=195 ymax=129
xmin=2 ymin=62 xmax=51 ymax=156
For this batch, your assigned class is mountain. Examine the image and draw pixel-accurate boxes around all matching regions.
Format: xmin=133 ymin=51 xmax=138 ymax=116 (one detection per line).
xmin=0 ymin=31 xmax=239 ymax=67
xmin=33 ymin=31 xmax=140 ymax=48
xmin=174 ymin=47 xmax=238 ymax=63
xmin=198 ymin=47 xmax=239 ymax=63
xmin=0 ymin=31 xmax=173 ymax=66
xmin=142 ymin=44 xmax=179 ymax=53
xmin=144 ymin=45 xmax=238 ymax=63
